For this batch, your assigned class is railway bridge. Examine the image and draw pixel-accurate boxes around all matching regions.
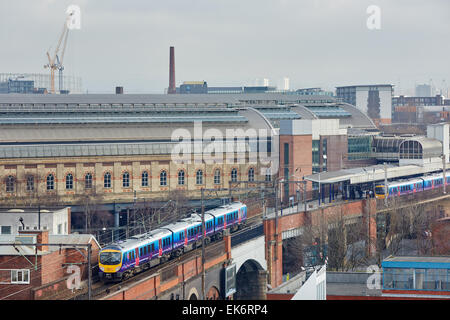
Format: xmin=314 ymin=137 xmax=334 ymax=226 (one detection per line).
xmin=264 ymin=187 xmax=450 ymax=288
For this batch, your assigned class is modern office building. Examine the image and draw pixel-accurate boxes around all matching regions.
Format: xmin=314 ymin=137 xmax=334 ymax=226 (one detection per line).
xmin=336 ymin=84 xmax=394 ymax=126
xmin=0 ymin=79 xmax=35 ymax=94
xmin=415 ymin=84 xmax=433 ymax=97
xmin=392 ymin=94 xmax=445 ymax=107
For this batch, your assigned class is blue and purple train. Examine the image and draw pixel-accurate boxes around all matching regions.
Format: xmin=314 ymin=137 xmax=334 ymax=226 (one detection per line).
xmin=98 ymin=202 xmax=247 ymax=282
xmin=375 ymin=171 xmax=450 ymax=199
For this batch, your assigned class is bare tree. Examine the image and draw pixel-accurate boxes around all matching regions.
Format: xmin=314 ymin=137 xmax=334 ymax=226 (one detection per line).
xmin=326 ymin=210 xmax=347 ymax=271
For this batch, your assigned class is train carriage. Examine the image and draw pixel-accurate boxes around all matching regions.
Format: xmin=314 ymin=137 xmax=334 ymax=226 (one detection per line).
xmin=375 ymin=171 xmax=450 ymax=200
xmin=98 ymin=202 xmax=248 ymax=282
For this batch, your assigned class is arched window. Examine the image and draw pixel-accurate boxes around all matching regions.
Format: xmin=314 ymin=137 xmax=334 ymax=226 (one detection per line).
xmin=178 ymin=170 xmax=185 ymax=185
xmin=6 ymin=175 xmax=14 ymax=193
xmin=248 ymin=168 xmax=255 ymax=182
xmin=104 ymin=172 xmax=112 ymax=188
xmin=85 ymin=173 xmax=93 ymax=189
xmin=214 ymin=169 xmax=221 ymax=185
xmin=231 ymin=168 xmax=238 ymax=182
xmin=47 ymin=174 xmax=55 ymax=190
xmin=142 ymin=171 xmax=149 ymax=187
xmin=160 ymin=170 xmax=167 ymax=186
xmin=123 ymin=172 xmax=130 ymax=188
xmin=26 ymin=176 xmax=34 ymax=191
xmin=66 ymin=173 xmax=74 ymax=190
xmin=196 ymin=170 xmax=203 ymax=185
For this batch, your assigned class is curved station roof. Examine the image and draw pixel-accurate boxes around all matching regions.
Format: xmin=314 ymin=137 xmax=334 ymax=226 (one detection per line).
xmin=0 ymin=93 xmax=377 ymax=159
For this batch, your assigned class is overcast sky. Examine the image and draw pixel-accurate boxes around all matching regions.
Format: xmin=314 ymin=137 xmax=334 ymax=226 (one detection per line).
xmin=0 ymin=0 xmax=449 ymax=95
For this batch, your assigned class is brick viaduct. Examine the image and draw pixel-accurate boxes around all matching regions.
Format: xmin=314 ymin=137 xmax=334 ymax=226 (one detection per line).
xmin=264 ymin=190 xmax=450 ymax=288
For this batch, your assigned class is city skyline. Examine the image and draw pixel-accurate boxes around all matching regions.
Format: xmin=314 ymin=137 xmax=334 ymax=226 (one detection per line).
xmin=0 ymin=0 xmax=449 ymax=95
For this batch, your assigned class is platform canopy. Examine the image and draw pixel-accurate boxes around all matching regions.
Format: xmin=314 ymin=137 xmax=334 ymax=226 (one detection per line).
xmin=303 ymin=162 xmax=446 ymax=185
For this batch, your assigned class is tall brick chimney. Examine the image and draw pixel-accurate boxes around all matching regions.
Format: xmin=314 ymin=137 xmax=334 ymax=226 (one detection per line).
xmin=168 ymin=46 xmax=176 ymax=94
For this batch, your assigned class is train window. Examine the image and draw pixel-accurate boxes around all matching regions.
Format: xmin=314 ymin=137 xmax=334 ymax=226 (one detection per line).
xmin=128 ymin=252 xmax=131 ymax=260
xmin=123 ymin=253 xmax=127 ymax=262
xmin=151 ymin=243 xmax=155 ymax=252
xmin=139 ymin=248 xmax=142 ymax=256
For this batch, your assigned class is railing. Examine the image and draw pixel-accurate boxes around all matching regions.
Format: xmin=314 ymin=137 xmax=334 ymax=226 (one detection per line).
xmin=231 ymin=223 xmax=264 ymax=247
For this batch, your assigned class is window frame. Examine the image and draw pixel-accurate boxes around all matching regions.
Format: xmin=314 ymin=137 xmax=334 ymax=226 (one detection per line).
xmin=196 ymin=170 xmax=203 ymax=185
xmin=141 ymin=171 xmax=149 ymax=187
xmin=178 ymin=170 xmax=185 ymax=185
xmin=11 ymin=269 xmax=30 ymax=284
xmin=122 ymin=172 xmax=130 ymax=188
xmin=214 ymin=169 xmax=221 ymax=185
xmin=160 ymin=170 xmax=167 ymax=186
xmin=6 ymin=175 xmax=15 ymax=193
xmin=47 ymin=174 xmax=55 ymax=190
xmin=65 ymin=173 xmax=74 ymax=190
xmin=26 ymin=175 xmax=34 ymax=192
xmin=85 ymin=173 xmax=93 ymax=189
xmin=104 ymin=172 xmax=112 ymax=189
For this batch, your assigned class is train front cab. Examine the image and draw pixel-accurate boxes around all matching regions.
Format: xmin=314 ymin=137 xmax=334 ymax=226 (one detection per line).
xmin=375 ymin=185 xmax=386 ymax=199
xmin=99 ymin=249 xmax=123 ymax=282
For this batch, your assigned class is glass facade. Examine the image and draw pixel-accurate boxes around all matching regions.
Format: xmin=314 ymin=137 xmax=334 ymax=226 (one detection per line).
xmin=383 ymin=267 xmax=450 ymax=292
xmin=322 ymin=139 xmax=327 ymax=172
xmin=399 ymin=140 xmax=423 ymax=159
xmin=348 ymin=136 xmax=373 ymax=160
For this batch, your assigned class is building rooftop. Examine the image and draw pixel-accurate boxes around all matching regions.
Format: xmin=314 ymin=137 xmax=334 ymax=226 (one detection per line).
xmin=0 ymin=93 xmax=335 ymax=105
xmin=326 ymin=271 xmax=382 ymax=297
xmin=383 ymin=255 xmax=450 ymax=265
xmin=336 ymin=84 xmax=394 ymax=89
xmin=0 ymin=233 xmax=99 ymax=256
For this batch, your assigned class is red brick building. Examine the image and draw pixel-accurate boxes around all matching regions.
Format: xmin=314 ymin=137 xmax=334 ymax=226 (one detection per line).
xmin=0 ymin=230 xmax=100 ymax=300
xmin=432 ymin=217 xmax=450 ymax=255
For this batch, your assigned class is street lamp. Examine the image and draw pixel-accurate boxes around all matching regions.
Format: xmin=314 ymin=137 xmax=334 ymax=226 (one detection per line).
xmin=318 ymin=155 xmax=327 ymax=206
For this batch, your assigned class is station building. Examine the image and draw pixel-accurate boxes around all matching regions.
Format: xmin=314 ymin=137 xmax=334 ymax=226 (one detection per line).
xmin=0 ymin=92 xmax=378 ymax=231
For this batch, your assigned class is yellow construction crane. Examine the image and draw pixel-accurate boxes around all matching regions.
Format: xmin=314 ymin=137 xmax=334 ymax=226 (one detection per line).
xmin=44 ymin=12 xmax=72 ymax=94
